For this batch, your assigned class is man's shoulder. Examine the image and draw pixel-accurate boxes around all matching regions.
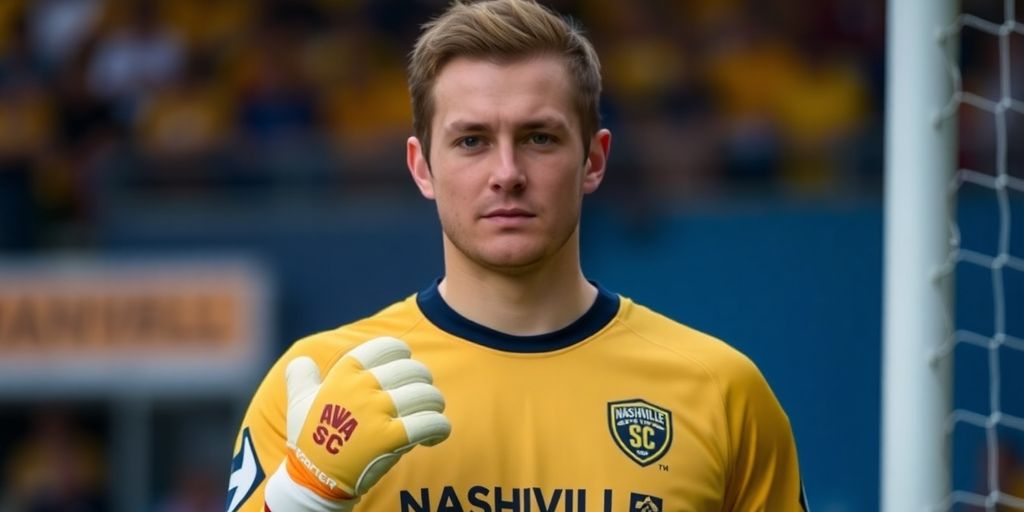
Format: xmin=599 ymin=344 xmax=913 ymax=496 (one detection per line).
xmin=343 ymin=293 xmax=427 ymax=337
xmin=286 ymin=294 xmax=425 ymax=363
xmin=616 ymin=296 xmax=763 ymax=383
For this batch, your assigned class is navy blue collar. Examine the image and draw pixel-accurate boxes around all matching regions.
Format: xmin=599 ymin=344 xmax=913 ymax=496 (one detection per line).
xmin=416 ymin=278 xmax=620 ymax=353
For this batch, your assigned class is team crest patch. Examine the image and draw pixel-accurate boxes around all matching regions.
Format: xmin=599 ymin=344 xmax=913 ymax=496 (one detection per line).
xmin=608 ymin=399 xmax=672 ymax=466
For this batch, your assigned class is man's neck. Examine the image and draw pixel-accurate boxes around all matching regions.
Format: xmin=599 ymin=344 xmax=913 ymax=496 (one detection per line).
xmin=438 ymin=241 xmax=598 ymax=337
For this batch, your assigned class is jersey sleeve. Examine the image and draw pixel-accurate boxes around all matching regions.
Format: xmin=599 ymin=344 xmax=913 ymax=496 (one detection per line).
xmin=721 ymin=357 xmax=808 ymax=512
xmin=225 ymin=335 xmax=348 ymax=512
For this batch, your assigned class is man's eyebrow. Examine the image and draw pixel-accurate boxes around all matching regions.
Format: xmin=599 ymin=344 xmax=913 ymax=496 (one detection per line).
xmin=442 ymin=117 xmax=570 ymax=134
xmin=443 ymin=120 xmax=491 ymax=133
xmin=519 ymin=117 xmax=569 ymax=131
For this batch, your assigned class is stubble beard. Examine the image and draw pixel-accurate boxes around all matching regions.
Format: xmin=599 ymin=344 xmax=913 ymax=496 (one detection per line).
xmin=441 ymin=216 xmax=580 ymax=277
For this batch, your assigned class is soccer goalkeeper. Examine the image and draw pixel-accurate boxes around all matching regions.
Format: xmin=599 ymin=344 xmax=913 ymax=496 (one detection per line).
xmin=228 ymin=1 xmax=808 ymax=511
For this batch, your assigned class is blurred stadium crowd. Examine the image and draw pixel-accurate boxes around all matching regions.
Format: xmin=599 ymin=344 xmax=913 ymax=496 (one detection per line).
xmin=0 ymin=0 xmax=887 ymax=251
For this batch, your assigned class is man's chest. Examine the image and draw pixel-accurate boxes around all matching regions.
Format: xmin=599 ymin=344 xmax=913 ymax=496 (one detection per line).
xmin=360 ymin=348 xmax=730 ymax=511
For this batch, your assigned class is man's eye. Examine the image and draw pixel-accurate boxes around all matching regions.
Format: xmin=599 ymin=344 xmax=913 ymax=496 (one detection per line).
xmin=458 ymin=136 xmax=482 ymax=148
xmin=529 ymin=133 xmax=554 ymax=145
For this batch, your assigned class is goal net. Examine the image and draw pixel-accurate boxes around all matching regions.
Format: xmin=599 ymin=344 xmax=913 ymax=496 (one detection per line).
xmin=884 ymin=0 xmax=1024 ymax=510
xmin=940 ymin=0 xmax=1024 ymax=510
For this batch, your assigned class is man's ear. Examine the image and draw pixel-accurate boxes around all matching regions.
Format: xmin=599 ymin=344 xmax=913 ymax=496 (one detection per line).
xmin=582 ymin=129 xmax=611 ymax=194
xmin=407 ymin=136 xmax=435 ymax=199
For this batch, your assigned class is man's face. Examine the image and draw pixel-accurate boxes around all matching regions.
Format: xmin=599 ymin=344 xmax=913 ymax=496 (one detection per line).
xmin=407 ymin=55 xmax=610 ymax=273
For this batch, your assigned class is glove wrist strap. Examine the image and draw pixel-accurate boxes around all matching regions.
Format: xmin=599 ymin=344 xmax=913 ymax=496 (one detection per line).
xmin=265 ymin=462 xmax=355 ymax=512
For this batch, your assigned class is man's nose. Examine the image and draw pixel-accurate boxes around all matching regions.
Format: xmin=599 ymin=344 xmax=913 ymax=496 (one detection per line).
xmin=488 ymin=143 xmax=526 ymax=192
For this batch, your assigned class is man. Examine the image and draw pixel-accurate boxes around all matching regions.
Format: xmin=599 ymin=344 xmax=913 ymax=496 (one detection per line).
xmin=227 ymin=1 xmax=808 ymax=511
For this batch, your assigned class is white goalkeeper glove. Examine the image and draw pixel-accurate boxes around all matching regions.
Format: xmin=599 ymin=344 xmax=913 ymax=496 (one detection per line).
xmin=264 ymin=337 xmax=451 ymax=511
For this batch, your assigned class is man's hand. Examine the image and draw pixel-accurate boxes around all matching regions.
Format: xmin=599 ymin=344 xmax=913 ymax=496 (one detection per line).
xmin=265 ymin=337 xmax=451 ymax=511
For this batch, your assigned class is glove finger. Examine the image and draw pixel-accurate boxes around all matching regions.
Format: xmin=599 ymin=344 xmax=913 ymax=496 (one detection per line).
xmin=387 ymin=382 xmax=445 ymax=416
xmin=345 ymin=337 xmax=411 ymax=370
xmin=399 ymin=410 xmax=452 ymax=447
xmin=285 ymin=356 xmax=323 ymax=399
xmin=284 ymin=356 xmax=323 ymax=445
xmin=370 ymin=358 xmax=432 ymax=390
xmin=355 ymin=453 xmax=401 ymax=496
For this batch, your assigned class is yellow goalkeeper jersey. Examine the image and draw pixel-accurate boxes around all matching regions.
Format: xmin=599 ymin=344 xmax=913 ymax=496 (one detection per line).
xmin=228 ymin=281 xmax=807 ymax=512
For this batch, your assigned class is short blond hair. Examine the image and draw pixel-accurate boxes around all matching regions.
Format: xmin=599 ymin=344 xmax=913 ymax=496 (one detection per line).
xmin=408 ymin=0 xmax=602 ymax=161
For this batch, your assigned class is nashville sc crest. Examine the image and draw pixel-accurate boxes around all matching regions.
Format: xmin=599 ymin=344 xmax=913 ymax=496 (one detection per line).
xmin=607 ymin=399 xmax=673 ymax=467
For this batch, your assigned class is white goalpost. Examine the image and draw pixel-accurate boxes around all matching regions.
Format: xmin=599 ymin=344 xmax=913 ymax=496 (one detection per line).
xmin=882 ymin=0 xmax=957 ymax=510
xmin=884 ymin=0 xmax=1024 ymax=510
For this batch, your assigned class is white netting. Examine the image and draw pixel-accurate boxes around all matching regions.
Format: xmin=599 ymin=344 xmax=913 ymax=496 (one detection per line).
xmin=935 ymin=0 xmax=1024 ymax=510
